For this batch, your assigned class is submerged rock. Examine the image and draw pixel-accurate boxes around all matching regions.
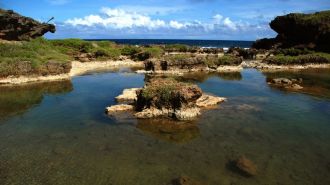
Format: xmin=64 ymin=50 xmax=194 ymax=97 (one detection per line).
xmin=171 ymin=176 xmax=205 ymax=185
xmin=235 ymin=156 xmax=258 ymax=176
xmin=268 ymin=77 xmax=303 ymax=90
xmin=136 ymin=120 xmax=200 ymax=143
xmin=0 ymin=9 xmax=55 ymax=41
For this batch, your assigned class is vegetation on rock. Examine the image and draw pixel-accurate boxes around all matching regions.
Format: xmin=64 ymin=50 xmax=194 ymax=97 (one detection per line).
xmin=253 ymin=10 xmax=330 ymax=52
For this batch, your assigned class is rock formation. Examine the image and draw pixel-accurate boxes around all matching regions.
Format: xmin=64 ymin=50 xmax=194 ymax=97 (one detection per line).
xmin=105 ymin=77 xmax=226 ymax=120
xmin=267 ymin=77 xmax=303 ymax=90
xmin=0 ymin=9 xmax=56 ymax=41
xmin=252 ymin=10 xmax=330 ymax=52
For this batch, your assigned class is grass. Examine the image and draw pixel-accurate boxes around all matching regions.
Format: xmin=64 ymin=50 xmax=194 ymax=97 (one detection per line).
xmin=139 ymin=78 xmax=194 ymax=109
xmin=264 ymin=53 xmax=330 ymax=65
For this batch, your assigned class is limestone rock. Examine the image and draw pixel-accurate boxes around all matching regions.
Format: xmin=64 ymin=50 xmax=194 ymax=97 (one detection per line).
xmin=174 ymin=107 xmax=201 ymax=121
xmin=115 ymin=88 xmax=141 ymax=103
xmin=105 ymin=104 xmax=134 ymax=114
xmin=196 ymin=95 xmax=226 ymax=108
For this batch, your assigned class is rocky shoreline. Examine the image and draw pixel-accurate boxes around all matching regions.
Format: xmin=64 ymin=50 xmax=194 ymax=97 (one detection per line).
xmin=0 ymin=60 xmax=144 ymax=85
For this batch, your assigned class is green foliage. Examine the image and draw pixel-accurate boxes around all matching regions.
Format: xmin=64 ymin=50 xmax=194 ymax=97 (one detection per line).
xmin=50 ymin=39 xmax=93 ymax=53
xmin=121 ymin=46 xmax=141 ymax=56
xmin=273 ymin=48 xmax=313 ymax=56
xmin=164 ymin=44 xmax=189 ymax=52
xmin=264 ymin=53 xmax=330 ymax=65
xmin=216 ymin=55 xmax=242 ymax=66
xmin=93 ymin=47 xmax=121 ymax=60
xmin=0 ymin=38 xmax=71 ymax=66
xmin=143 ymin=46 xmax=164 ymax=58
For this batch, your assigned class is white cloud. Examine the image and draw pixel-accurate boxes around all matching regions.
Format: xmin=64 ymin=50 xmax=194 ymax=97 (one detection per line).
xmin=65 ymin=8 xmax=167 ymax=29
xmin=223 ymin=17 xmax=237 ymax=30
xmin=169 ymin=21 xmax=185 ymax=29
xmin=62 ymin=8 xmax=274 ymax=40
xmin=213 ymin=14 xmax=223 ymax=23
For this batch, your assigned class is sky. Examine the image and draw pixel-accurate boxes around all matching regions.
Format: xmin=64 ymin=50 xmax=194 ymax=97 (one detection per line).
xmin=2 ymin=0 xmax=330 ymax=40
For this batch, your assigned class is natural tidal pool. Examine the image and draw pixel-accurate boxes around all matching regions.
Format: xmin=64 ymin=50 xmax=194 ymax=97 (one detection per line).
xmin=0 ymin=68 xmax=330 ymax=185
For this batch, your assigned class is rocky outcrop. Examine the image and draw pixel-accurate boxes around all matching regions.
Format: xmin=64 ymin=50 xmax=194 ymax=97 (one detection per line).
xmin=252 ymin=10 xmax=330 ymax=52
xmin=115 ymin=88 xmax=141 ymax=103
xmin=0 ymin=9 xmax=56 ymax=41
xmin=105 ymin=77 xmax=226 ymax=120
xmin=144 ymin=56 xmax=208 ymax=73
xmin=267 ymin=77 xmax=303 ymax=90
xmin=196 ymin=95 xmax=226 ymax=108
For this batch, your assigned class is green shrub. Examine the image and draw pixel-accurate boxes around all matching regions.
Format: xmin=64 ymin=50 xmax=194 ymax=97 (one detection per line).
xmin=121 ymin=46 xmax=141 ymax=56
xmin=264 ymin=53 xmax=330 ymax=65
xmin=164 ymin=44 xmax=189 ymax=52
xmin=50 ymin=39 xmax=93 ymax=53
xmin=217 ymin=55 xmax=242 ymax=66
xmin=93 ymin=48 xmax=121 ymax=60
xmin=273 ymin=48 xmax=313 ymax=56
xmin=143 ymin=46 xmax=164 ymax=58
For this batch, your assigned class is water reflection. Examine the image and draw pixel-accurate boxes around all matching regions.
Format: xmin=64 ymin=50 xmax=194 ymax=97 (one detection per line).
xmin=263 ymin=68 xmax=330 ymax=98
xmin=136 ymin=119 xmax=200 ymax=143
xmin=0 ymin=80 xmax=73 ymax=120
xmin=179 ymin=71 xmax=242 ymax=83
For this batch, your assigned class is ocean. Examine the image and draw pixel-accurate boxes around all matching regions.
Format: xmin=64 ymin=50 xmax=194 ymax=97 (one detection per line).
xmin=86 ymin=39 xmax=254 ymax=48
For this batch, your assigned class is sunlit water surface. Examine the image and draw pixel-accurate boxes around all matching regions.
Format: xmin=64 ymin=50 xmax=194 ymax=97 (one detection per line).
xmin=0 ymin=68 xmax=330 ymax=185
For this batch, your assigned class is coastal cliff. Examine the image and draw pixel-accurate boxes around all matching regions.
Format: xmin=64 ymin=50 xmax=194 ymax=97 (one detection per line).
xmin=253 ymin=10 xmax=330 ymax=52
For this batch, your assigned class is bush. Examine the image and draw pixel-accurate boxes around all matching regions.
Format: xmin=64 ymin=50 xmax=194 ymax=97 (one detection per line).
xmin=164 ymin=44 xmax=189 ymax=52
xmin=50 ymin=39 xmax=93 ymax=53
xmin=121 ymin=46 xmax=141 ymax=56
xmin=143 ymin=46 xmax=164 ymax=58
xmin=264 ymin=53 xmax=330 ymax=65
xmin=93 ymin=48 xmax=121 ymax=60
xmin=217 ymin=55 xmax=242 ymax=66
xmin=273 ymin=48 xmax=313 ymax=56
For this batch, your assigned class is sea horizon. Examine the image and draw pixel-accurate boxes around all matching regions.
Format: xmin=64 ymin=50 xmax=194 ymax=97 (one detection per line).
xmin=83 ymin=38 xmax=254 ymax=48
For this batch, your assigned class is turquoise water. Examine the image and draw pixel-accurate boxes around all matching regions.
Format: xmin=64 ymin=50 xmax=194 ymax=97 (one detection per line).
xmin=0 ymin=68 xmax=330 ymax=185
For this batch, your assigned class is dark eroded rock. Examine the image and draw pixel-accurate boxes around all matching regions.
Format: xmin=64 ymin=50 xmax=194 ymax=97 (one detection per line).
xmin=0 ymin=9 xmax=56 ymax=41
xmin=252 ymin=10 xmax=330 ymax=52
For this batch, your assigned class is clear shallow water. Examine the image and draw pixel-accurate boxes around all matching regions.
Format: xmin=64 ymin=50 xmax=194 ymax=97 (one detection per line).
xmin=0 ymin=69 xmax=330 ymax=185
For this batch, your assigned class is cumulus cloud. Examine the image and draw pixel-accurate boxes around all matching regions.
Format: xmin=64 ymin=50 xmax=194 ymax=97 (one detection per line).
xmin=61 ymin=7 xmax=275 ymax=40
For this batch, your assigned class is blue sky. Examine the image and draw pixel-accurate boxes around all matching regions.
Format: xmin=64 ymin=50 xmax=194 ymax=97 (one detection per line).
xmin=2 ymin=0 xmax=330 ymax=40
